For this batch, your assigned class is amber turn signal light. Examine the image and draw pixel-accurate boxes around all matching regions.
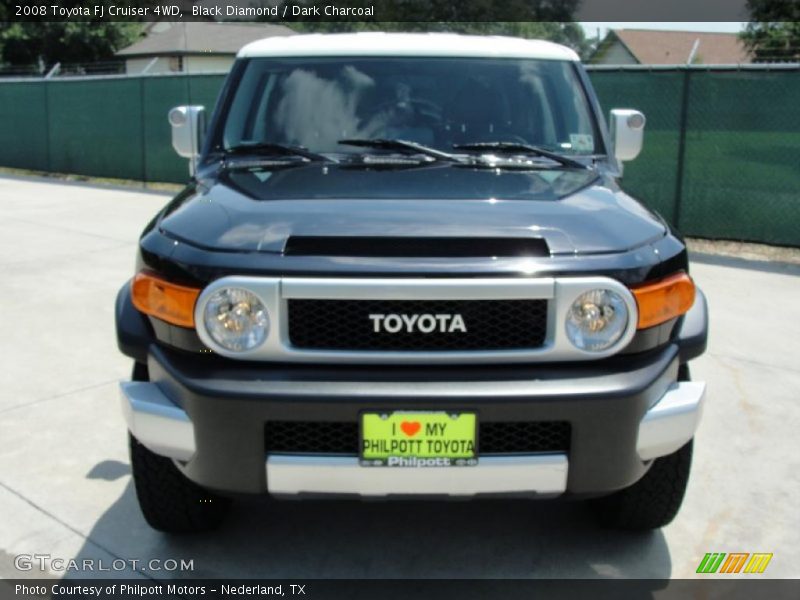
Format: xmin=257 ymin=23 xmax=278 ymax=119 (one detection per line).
xmin=631 ymin=273 xmax=696 ymax=330
xmin=131 ymin=272 xmax=200 ymax=328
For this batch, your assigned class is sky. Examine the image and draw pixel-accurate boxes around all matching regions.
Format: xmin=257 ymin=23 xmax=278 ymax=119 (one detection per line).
xmin=579 ymin=22 xmax=747 ymax=40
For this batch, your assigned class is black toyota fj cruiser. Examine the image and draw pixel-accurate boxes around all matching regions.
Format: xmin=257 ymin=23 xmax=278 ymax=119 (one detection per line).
xmin=116 ymin=33 xmax=708 ymax=533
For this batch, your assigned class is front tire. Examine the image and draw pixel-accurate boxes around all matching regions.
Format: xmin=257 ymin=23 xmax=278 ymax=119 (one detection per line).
xmin=129 ymin=434 xmax=230 ymax=533
xmin=593 ymin=440 xmax=693 ymax=531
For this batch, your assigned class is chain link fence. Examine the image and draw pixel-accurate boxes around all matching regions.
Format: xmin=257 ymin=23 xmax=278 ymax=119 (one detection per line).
xmin=0 ymin=72 xmax=226 ymax=183
xmin=0 ymin=61 xmax=126 ymax=78
xmin=0 ymin=65 xmax=798 ymax=246
xmin=588 ymin=64 xmax=800 ymax=246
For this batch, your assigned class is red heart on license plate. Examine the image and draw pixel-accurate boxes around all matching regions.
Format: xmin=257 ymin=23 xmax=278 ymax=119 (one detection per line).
xmin=400 ymin=421 xmax=421 ymax=437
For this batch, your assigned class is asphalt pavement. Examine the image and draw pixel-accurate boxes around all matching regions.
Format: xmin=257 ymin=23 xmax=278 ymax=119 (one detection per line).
xmin=0 ymin=175 xmax=798 ymax=580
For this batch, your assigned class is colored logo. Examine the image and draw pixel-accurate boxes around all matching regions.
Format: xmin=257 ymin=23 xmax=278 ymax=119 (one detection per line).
xmin=696 ymin=553 xmax=773 ymax=574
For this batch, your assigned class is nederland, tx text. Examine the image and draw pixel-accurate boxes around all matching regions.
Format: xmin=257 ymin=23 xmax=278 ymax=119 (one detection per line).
xmin=15 ymin=584 xmax=306 ymax=596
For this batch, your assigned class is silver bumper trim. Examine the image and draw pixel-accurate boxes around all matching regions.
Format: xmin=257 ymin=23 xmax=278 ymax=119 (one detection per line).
xmin=636 ymin=381 xmax=706 ymax=461
xmin=266 ymin=454 xmax=568 ymax=497
xmin=119 ymin=377 xmax=706 ymax=489
xmin=119 ymin=382 xmax=195 ymax=461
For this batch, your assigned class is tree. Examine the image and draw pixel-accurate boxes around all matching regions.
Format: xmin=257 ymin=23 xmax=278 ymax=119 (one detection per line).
xmin=740 ymin=1 xmax=800 ymax=62
xmin=0 ymin=2 xmax=143 ymax=69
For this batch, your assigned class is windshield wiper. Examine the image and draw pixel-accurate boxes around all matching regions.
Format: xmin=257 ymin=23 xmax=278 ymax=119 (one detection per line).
xmin=225 ymin=142 xmax=333 ymax=163
xmin=338 ymin=138 xmax=463 ymax=163
xmin=453 ymin=142 xmax=589 ymax=170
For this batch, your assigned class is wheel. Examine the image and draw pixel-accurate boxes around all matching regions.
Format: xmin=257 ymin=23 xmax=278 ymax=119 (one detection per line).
xmin=129 ymin=433 xmax=230 ymax=533
xmin=592 ymin=440 xmax=693 ymax=531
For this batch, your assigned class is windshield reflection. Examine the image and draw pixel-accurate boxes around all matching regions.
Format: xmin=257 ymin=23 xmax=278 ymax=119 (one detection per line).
xmin=221 ymin=58 xmax=598 ymax=156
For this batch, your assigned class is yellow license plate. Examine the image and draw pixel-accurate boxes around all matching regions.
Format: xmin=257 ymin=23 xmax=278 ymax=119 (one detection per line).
xmin=360 ymin=412 xmax=477 ymax=467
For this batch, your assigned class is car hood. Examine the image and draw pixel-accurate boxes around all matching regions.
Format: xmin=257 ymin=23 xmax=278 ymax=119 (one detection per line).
xmin=158 ymin=164 xmax=666 ymax=256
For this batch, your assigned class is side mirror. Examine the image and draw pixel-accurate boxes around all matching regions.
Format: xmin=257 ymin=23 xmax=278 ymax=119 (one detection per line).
xmin=168 ymin=105 xmax=206 ymax=174
xmin=609 ymin=109 xmax=646 ymax=163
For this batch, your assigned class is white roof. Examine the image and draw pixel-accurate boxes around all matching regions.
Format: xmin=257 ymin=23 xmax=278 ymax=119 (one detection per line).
xmin=238 ymin=32 xmax=579 ymax=61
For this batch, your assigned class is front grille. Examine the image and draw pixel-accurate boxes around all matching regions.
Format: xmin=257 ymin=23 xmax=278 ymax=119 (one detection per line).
xmin=479 ymin=421 xmax=571 ymax=454
xmin=266 ymin=421 xmax=360 ymax=454
xmin=265 ymin=421 xmax=570 ymax=455
xmin=287 ymin=299 xmax=548 ymax=351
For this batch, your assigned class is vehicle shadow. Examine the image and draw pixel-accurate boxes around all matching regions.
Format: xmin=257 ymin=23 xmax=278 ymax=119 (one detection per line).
xmin=71 ymin=474 xmax=673 ymax=584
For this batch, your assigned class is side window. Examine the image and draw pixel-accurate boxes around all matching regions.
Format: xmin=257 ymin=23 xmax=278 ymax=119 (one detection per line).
xmin=519 ymin=71 xmax=557 ymax=146
xmin=242 ymin=72 xmax=277 ymax=143
xmin=547 ymin=64 xmax=596 ymax=153
xmin=223 ymin=64 xmax=261 ymax=147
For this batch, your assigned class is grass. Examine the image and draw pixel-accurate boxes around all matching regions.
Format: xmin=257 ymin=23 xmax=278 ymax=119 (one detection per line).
xmin=0 ymin=166 xmax=183 ymax=194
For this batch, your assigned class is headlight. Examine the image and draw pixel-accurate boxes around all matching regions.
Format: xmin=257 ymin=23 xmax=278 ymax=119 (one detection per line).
xmin=203 ymin=288 xmax=269 ymax=351
xmin=565 ymin=289 xmax=628 ymax=352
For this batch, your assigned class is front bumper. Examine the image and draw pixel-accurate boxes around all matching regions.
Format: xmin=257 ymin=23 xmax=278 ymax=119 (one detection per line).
xmin=120 ymin=341 xmax=705 ymax=498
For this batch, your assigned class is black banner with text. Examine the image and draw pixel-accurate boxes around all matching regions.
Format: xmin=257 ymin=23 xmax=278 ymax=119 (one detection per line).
xmin=3 ymin=0 xmax=800 ymax=23
xmin=4 ymin=579 xmax=800 ymax=600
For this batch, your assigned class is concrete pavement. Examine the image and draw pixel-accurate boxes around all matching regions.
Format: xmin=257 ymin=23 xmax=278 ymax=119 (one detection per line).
xmin=0 ymin=175 xmax=798 ymax=580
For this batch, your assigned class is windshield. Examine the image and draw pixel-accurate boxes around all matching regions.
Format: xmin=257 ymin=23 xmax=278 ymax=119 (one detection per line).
xmin=218 ymin=57 xmax=601 ymax=157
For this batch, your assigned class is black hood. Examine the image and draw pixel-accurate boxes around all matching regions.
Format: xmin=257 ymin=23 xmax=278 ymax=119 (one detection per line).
xmin=158 ymin=164 xmax=666 ymax=257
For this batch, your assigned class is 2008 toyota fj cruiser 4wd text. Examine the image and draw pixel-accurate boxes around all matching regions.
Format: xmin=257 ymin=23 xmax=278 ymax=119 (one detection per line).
xmin=116 ymin=33 xmax=708 ymax=533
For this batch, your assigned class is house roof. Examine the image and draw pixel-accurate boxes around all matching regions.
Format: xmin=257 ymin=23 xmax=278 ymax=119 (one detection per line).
xmin=239 ymin=32 xmax=579 ymax=61
xmin=117 ymin=22 xmax=296 ymax=57
xmin=601 ymin=29 xmax=752 ymax=65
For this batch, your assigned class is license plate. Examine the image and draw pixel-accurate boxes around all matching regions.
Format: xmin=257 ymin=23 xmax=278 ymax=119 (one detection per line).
xmin=360 ymin=411 xmax=477 ymax=467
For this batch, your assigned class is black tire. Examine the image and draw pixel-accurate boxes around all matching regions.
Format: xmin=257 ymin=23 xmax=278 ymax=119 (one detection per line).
xmin=132 ymin=362 xmax=149 ymax=382
xmin=129 ymin=434 xmax=230 ymax=533
xmin=593 ymin=440 xmax=693 ymax=531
